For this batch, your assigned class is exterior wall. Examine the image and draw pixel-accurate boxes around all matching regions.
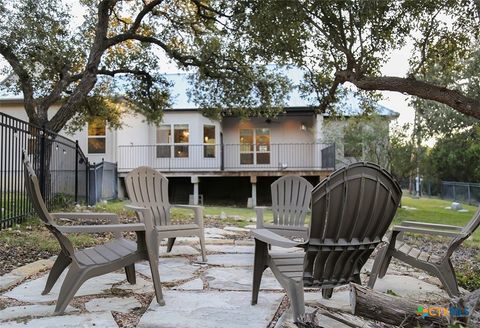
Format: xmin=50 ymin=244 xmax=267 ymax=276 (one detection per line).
xmin=0 ymin=103 xmax=117 ymax=164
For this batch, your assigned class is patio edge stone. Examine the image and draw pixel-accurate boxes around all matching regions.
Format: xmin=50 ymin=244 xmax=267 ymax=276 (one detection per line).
xmin=0 ymin=257 xmax=55 ymax=292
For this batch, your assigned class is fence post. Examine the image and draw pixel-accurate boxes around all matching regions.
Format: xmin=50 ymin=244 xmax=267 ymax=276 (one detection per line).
xmin=85 ymin=159 xmax=90 ymax=205
xmin=39 ymin=125 xmax=46 ymax=198
xmin=75 ymin=141 xmax=79 ymax=204
xmin=467 ymin=184 xmax=472 ymax=205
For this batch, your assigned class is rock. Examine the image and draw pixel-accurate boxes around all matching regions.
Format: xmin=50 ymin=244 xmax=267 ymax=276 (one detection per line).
xmin=206 ymin=245 xmax=254 ymax=254
xmin=372 ymin=275 xmax=449 ymax=301
xmin=451 ymin=202 xmax=463 ymax=211
xmin=116 ymin=276 xmax=153 ymax=294
xmin=0 ymin=258 xmax=56 ymax=292
xmin=85 ymin=296 xmax=142 ymax=313
xmin=0 ymin=305 xmax=77 ymax=322
xmin=159 ymin=245 xmax=199 ymax=256
xmin=173 ymin=278 xmax=204 ymax=291
xmin=200 ymin=253 xmax=254 ymax=267
xmin=223 ymin=226 xmax=250 ymax=233
xmin=4 ymin=272 xmax=126 ymax=303
xmin=138 ymin=291 xmax=283 ymax=328
xmin=205 ymin=267 xmax=282 ymax=290
xmin=1 ymin=312 xmax=117 ymax=328
xmin=136 ymin=258 xmax=198 ymax=283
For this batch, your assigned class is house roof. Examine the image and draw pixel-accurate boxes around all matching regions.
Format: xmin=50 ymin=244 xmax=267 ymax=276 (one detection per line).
xmin=0 ymin=68 xmax=398 ymax=117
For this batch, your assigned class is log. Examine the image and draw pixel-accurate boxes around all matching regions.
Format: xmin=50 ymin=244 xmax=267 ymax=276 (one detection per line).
xmin=350 ymin=283 xmax=448 ymax=327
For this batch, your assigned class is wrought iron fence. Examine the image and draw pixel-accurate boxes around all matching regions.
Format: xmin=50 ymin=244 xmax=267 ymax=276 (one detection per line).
xmin=0 ymin=112 xmax=91 ymax=229
xmin=118 ymin=143 xmax=336 ymax=172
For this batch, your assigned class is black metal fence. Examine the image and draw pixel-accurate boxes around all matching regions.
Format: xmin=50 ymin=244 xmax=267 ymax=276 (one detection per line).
xmin=0 ymin=112 xmax=118 ymax=229
xmin=403 ymin=178 xmax=480 ymax=205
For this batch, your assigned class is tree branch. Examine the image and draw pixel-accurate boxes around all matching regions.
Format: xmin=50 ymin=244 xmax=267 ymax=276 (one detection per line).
xmin=0 ymin=44 xmax=37 ymax=121
xmin=336 ymin=70 xmax=480 ymax=119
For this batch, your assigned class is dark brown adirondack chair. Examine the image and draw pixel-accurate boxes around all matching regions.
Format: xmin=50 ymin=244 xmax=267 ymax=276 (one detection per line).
xmin=256 ymin=175 xmax=313 ymax=240
xmin=22 ymin=152 xmax=164 ymax=314
xmin=368 ymin=206 xmax=480 ymax=297
xmin=251 ymin=162 xmax=402 ymax=321
xmin=125 ymin=166 xmax=206 ymax=262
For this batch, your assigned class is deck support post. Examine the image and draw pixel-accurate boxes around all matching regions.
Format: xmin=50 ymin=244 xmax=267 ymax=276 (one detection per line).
xmin=191 ymin=176 xmax=199 ymax=205
xmin=250 ymin=175 xmax=257 ymax=208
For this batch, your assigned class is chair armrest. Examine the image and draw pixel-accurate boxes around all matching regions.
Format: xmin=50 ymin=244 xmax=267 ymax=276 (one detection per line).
xmin=51 ymin=212 xmax=119 ymax=224
xmin=392 ymin=225 xmax=463 ymax=238
xmin=170 ymin=204 xmax=204 ymax=226
xmin=400 ymin=221 xmax=463 ymax=231
xmin=252 ymin=229 xmax=304 ymax=248
xmin=55 ymin=223 xmax=146 ymax=234
xmin=255 ymin=206 xmax=271 ymax=229
xmin=124 ymin=204 xmax=150 ymax=215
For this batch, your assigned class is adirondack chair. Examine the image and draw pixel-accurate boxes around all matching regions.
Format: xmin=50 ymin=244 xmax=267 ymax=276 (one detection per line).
xmin=368 ymin=206 xmax=480 ymax=297
xmin=256 ymin=175 xmax=313 ymax=240
xmin=251 ymin=162 xmax=402 ymax=321
xmin=125 ymin=166 xmax=206 ymax=262
xmin=22 ymin=152 xmax=164 ymax=314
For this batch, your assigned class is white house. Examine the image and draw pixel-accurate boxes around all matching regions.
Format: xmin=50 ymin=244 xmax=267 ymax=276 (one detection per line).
xmin=0 ymin=70 xmax=398 ymax=206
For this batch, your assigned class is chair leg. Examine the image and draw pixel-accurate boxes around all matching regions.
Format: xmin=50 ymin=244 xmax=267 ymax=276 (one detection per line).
xmin=286 ymin=279 xmax=305 ymax=322
xmin=436 ymin=261 xmax=460 ymax=297
xmin=125 ymin=264 xmax=136 ymax=284
xmin=54 ymin=267 xmax=87 ymax=314
xmin=166 ymin=238 xmax=176 ymax=253
xmin=368 ymin=243 xmax=389 ymax=288
xmin=252 ymin=239 xmax=268 ymax=305
xmin=42 ymin=252 xmax=71 ymax=295
xmin=199 ymin=233 xmax=207 ymax=262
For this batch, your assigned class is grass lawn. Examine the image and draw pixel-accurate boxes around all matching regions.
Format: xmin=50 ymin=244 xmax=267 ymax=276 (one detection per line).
xmin=394 ymin=196 xmax=480 ymax=244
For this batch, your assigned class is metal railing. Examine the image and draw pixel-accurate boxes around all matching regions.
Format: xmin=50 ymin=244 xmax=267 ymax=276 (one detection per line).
xmin=118 ymin=143 xmax=336 ymax=172
xmin=0 ymin=112 xmax=90 ymax=229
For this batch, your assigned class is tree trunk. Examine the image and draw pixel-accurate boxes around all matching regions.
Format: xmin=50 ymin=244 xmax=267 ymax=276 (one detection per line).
xmin=350 ymin=284 xmax=448 ymax=327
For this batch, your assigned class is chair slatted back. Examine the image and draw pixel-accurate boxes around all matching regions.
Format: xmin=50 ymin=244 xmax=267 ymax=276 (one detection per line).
xmin=125 ymin=166 xmax=171 ymax=226
xmin=271 ymin=175 xmax=313 ymax=227
xmin=446 ymin=206 xmax=480 ymax=259
xmin=22 ymin=152 xmax=75 ymax=258
xmin=307 ymin=162 xmax=402 ymax=287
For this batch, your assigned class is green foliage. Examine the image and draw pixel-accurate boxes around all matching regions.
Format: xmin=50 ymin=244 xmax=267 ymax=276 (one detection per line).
xmin=456 ymin=263 xmax=480 ymax=291
xmin=388 ymin=124 xmax=415 ymax=182
xmin=425 ymin=127 xmax=480 ymax=182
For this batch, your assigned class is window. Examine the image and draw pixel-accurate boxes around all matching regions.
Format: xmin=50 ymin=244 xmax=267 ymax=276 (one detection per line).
xmin=203 ymin=125 xmax=216 ymax=158
xmin=88 ymin=118 xmax=106 ymax=154
xmin=156 ymin=124 xmax=189 ymax=158
xmin=240 ymin=128 xmax=270 ymax=165
xmin=156 ymin=125 xmax=171 ymax=158
xmin=174 ymin=124 xmax=189 ymax=158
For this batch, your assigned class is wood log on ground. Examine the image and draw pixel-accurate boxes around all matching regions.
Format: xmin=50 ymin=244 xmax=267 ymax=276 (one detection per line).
xmin=350 ymin=283 xmax=448 ymax=327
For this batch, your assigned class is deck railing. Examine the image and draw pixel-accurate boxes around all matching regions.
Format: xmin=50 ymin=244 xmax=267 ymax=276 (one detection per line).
xmin=118 ymin=143 xmax=336 ymax=172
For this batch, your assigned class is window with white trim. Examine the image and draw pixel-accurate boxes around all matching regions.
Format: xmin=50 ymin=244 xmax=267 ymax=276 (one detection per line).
xmin=156 ymin=124 xmax=190 ymax=158
xmin=87 ymin=118 xmax=106 ymax=154
xmin=203 ymin=125 xmax=216 ymax=158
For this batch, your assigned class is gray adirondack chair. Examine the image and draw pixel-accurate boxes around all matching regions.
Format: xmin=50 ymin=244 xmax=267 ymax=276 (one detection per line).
xmin=252 ymin=162 xmax=402 ymax=321
xmin=22 ymin=152 xmax=164 ymax=314
xmin=368 ymin=206 xmax=480 ymax=297
xmin=256 ymin=175 xmax=313 ymax=240
xmin=125 ymin=166 xmax=206 ymax=262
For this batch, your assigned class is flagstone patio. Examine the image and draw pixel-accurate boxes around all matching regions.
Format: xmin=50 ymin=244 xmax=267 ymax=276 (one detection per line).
xmin=0 ymin=226 xmax=452 ymax=327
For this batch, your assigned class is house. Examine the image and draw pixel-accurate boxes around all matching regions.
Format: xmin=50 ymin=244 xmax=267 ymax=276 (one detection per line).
xmin=0 ymin=69 xmax=398 ymax=206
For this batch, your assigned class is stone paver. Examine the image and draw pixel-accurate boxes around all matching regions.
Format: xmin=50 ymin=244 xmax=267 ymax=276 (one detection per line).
xmin=0 ymin=305 xmax=77 ymax=322
xmin=116 ymin=276 xmax=153 ymax=294
xmin=206 ymin=267 xmax=282 ymax=290
xmin=373 ymin=274 xmax=448 ymax=300
xmin=136 ymin=258 xmax=198 ymax=283
xmin=1 ymin=312 xmax=117 ymax=328
xmin=199 ymin=253 xmax=254 ymax=266
xmin=138 ymin=291 xmax=283 ymax=328
xmin=4 ymin=272 xmax=126 ymax=303
xmin=159 ymin=245 xmax=199 ymax=256
xmin=0 ymin=258 xmax=55 ymax=292
xmin=173 ymin=278 xmax=204 ymax=290
xmin=206 ymin=245 xmax=254 ymax=254
xmin=85 ymin=296 xmax=142 ymax=313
